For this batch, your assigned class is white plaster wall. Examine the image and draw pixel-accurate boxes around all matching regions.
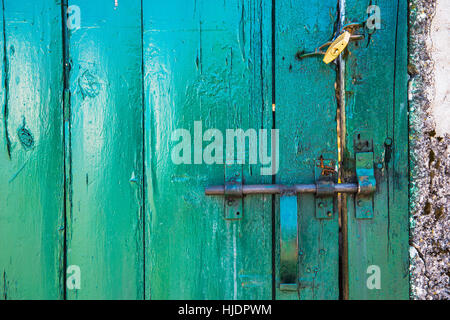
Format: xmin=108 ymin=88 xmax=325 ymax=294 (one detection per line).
xmin=431 ymin=0 xmax=450 ymax=136
xmin=409 ymin=0 xmax=450 ymax=300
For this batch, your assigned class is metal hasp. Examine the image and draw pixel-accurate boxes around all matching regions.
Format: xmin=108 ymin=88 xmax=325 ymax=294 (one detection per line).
xmin=280 ymin=194 xmax=299 ymax=291
xmin=355 ymin=152 xmax=376 ymax=219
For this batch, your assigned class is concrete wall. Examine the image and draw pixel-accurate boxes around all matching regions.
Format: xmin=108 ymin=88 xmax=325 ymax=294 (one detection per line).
xmin=409 ymin=0 xmax=450 ymax=300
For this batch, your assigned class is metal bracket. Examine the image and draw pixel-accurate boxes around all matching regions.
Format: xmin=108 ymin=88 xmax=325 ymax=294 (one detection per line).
xmin=314 ymin=158 xmax=336 ymax=219
xmin=280 ymin=193 xmax=298 ymax=291
xmin=224 ymin=169 xmax=243 ymax=220
xmin=353 ymin=132 xmax=375 ymax=219
xmin=355 ymin=152 xmax=376 ymax=219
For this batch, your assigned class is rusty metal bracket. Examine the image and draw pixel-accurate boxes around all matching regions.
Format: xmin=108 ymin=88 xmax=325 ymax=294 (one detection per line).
xmin=355 ymin=152 xmax=376 ymax=219
xmin=353 ymin=132 xmax=376 ymax=219
xmin=314 ymin=158 xmax=336 ymax=219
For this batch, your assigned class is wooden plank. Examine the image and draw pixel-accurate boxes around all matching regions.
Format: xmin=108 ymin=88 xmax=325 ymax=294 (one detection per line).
xmin=0 ymin=0 xmax=64 ymax=299
xmin=143 ymin=0 xmax=273 ymax=299
xmin=66 ymin=0 xmax=144 ymax=299
xmin=275 ymin=0 xmax=340 ymax=299
xmin=343 ymin=0 xmax=409 ymax=299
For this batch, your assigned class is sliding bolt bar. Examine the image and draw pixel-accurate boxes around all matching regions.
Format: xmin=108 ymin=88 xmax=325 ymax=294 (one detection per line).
xmin=205 ymin=183 xmax=359 ymax=196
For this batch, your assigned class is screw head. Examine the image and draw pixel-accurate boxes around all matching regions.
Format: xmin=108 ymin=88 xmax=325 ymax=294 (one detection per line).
xmin=384 ymin=138 xmax=393 ymax=146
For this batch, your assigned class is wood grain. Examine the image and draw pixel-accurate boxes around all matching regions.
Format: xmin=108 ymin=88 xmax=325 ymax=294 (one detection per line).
xmin=275 ymin=0 xmax=340 ymax=300
xmin=143 ymin=0 xmax=273 ymax=299
xmin=343 ymin=0 xmax=409 ymax=299
xmin=66 ymin=0 xmax=144 ymax=299
xmin=0 ymin=0 xmax=64 ymax=299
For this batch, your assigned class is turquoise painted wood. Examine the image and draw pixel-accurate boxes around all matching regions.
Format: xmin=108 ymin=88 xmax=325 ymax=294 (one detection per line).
xmin=0 ymin=0 xmax=410 ymax=300
xmin=66 ymin=0 xmax=144 ymax=299
xmin=143 ymin=0 xmax=273 ymax=299
xmin=343 ymin=0 xmax=409 ymax=299
xmin=275 ymin=0 xmax=340 ymax=299
xmin=0 ymin=0 xmax=64 ymax=299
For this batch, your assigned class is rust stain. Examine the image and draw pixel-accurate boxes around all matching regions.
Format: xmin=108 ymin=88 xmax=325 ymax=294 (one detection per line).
xmin=316 ymin=156 xmax=335 ymax=176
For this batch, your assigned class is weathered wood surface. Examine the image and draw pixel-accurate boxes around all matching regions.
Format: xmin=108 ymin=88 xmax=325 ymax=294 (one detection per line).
xmin=143 ymin=0 xmax=273 ymax=299
xmin=0 ymin=0 xmax=409 ymax=300
xmin=66 ymin=0 xmax=144 ymax=299
xmin=275 ymin=0 xmax=340 ymax=300
xmin=343 ymin=0 xmax=409 ymax=299
xmin=0 ymin=0 xmax=64 ymax=299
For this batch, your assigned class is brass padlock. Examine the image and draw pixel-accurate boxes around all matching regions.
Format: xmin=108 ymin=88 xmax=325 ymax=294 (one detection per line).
xmin=323 ymin=31 xmax=351 ymax=64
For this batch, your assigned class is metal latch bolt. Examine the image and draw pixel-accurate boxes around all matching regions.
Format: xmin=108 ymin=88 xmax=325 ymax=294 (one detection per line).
xmin=205 ymin=138 xmax=377 ymax=290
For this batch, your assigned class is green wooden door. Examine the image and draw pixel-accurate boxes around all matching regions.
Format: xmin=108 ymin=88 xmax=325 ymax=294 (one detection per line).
xmin=0 ymin=0 xmax=408 ymax=300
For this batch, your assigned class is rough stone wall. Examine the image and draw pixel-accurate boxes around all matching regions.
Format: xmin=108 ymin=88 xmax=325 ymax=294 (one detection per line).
xmin=409 ymin=0 xmax=450 ymax=300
